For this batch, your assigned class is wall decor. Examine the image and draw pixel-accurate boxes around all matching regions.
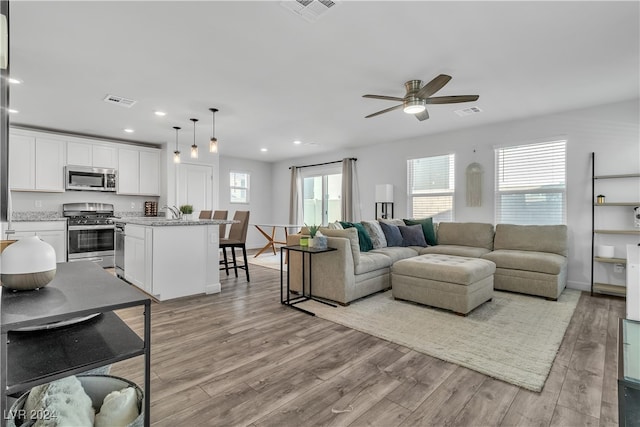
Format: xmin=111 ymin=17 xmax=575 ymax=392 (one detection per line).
xmin=466 ymin=162 xmax=483 ymax=207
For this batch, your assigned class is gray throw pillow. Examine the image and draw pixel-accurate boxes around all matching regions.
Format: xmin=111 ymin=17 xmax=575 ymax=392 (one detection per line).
xmin=361 ymin=220 xmax=387 ymax=249
xmin=399 ymin=224 xmax=428 ymax=247
xmin=379 ymin=221 xmax=403 ymax=247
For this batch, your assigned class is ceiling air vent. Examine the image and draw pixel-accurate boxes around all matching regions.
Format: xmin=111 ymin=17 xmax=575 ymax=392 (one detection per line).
xmin=454 ymin=106 xmax=483 ymax=117
xmin=103 ymin=94 xmax=137 ymax=108
xmin=280 ymin=0 xmax=339 ymax=23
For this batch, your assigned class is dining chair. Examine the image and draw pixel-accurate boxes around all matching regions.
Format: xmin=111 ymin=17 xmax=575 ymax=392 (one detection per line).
xmin=212 ymin=210 xmax=228 ymax=239
xmin=199 ymin=210 xmax=213 ymax=219
xmin=219 ymin=211 xmax=250 ymax=282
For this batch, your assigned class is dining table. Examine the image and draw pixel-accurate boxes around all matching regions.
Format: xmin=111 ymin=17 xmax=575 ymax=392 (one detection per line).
xmin=251 ymin=223 xmax=303 ymax=257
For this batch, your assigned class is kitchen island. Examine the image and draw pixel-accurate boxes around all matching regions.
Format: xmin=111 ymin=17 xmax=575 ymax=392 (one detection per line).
xmin=116 ymin=217 xmax=235 ymax=301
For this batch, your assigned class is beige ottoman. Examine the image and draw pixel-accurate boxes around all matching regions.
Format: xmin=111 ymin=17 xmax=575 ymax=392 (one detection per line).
xmin=392 ymin=254 xmax=496 ymax=315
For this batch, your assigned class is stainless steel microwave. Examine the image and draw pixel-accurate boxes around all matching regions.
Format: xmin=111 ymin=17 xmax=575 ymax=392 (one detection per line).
xmin=65 ymin=166 xmax=117 ymax=192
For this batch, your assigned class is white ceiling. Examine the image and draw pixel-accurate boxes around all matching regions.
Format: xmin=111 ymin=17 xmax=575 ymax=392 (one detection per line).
xmin=7 ymin=1 xmax=640 ymax=162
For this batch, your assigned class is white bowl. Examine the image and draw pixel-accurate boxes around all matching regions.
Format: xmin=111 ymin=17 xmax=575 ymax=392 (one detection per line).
xmin=596 ymin=245 xmax=615 ymax=258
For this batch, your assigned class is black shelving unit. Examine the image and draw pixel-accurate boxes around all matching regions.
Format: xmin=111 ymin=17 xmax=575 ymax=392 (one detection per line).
xmin=590 ymin=152 xmax=640 ymax=297
xmin=1 ymin=261 xmax=151 ymax=426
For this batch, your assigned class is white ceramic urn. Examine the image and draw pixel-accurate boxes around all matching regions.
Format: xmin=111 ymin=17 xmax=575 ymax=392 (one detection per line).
xmin=1 ymin=236 xmax=57 ymax=290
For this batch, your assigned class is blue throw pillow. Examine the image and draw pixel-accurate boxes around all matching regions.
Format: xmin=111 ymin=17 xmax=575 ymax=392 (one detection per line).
xmin=398 ymin=224 xmax=428 ymax=247
xmin=379 ymin=221 xmax=403 ymax=247
xmin=403 ymin=217 xmax=437 ymax=245
xmin=340 ymin=221 xmax=373 ymax=252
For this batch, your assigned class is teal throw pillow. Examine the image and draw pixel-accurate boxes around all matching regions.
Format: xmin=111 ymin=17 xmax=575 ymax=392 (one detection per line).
xmin=340 ymin=221 xmax=373 ymax=252
xmin=403 ymin=217 xmax=437 ymax=245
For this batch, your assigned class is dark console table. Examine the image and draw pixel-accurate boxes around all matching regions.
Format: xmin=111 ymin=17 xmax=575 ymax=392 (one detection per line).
xmin=0 ymin=261 xmax=151 ymax=427
xmin=280 ymin=245 xmax=337 ymax=316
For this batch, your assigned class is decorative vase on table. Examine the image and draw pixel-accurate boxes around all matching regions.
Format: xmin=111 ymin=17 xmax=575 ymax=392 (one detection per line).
xmin=308 ymin=237 xmax=316 ymax=248
xmin=0 ymin=236 xmax=57 ymax=290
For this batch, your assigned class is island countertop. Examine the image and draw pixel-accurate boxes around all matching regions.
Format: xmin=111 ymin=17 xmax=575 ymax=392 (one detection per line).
xmin=115 ymin=217 xmax=236 ymax=227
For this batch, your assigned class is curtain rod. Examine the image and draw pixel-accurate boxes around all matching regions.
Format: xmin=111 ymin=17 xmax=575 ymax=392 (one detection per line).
xmin=289 ymin=158 xmax=357 ymax=170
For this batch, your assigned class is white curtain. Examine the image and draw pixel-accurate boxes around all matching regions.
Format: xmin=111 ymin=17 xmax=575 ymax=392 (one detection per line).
xmin=341 ymin=158 xmax=361 ymax=222
xmin=289 ymin=166 xmax=303 ymax=226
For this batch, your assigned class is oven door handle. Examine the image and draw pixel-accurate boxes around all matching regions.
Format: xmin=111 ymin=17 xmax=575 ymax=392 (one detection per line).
xmin=68 ymin=225 xmax=116 ymax=231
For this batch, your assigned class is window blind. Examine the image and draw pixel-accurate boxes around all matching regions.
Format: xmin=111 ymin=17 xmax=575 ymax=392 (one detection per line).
xmin=495 ymin=140 xmax=566 ymax=225
xmin=407 ymin=154 xmax=455 ymax=221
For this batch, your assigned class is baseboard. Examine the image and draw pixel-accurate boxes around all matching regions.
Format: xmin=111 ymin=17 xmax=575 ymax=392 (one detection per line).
xmin=205 ymin=282 xmax=221 ymax=294
xmin=567 ymin=280 xmax=590 ymax=292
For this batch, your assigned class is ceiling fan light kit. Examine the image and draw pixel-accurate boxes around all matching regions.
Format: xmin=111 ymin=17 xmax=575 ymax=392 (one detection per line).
xmin=364 ymin=74 xmax=479 ymax=121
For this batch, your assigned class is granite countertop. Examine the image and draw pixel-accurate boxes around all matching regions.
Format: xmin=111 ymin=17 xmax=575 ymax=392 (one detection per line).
xmin=116 ymin=217 xmax=237 ymax=227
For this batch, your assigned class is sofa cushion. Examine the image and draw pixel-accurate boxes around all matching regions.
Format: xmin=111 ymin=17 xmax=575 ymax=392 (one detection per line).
xmin=319 ymin=227 xmax=361 ymax=265
xmin=419 ymin=245 xmax=491 ymax=258
xmin=371 ymin=246 xmax=420 ymax=263
xmin=379 ymin=218 xmax=405 ymax=226
xmin=393 ymin=254 xmax=496 ymax=285
xmin=482 ymin=249 xmax=567 ymax=275
xmin=403 ymin=217 xmax=437 ymax=245
xmin=399 ymin=224 xmax=428 ymax=247
xmin=436 ymin=222 xmax=495 ymax=250
xmin=355 ymin=252 xmax=393 ymax=275
xmin=340 ymin=222 xmax=374 ymax=252
xmin=361 ymin=220 xmax=387 ymax=249
xmin=379 ymin=221 xmax=403 ymax=247
xmin=493 ymin=224 xmax=567 ymax=256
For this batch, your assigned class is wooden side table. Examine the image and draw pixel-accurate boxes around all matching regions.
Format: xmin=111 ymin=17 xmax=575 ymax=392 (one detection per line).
xmin=280 ymin=245 xmax=337 ymax=316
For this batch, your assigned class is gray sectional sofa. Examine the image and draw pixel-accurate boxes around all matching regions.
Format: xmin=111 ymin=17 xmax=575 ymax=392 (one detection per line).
xmin=286 ymin=221 xmax=568 ymax=305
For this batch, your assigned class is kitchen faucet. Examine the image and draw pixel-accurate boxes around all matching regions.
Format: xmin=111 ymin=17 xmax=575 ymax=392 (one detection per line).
xmin=163 ymin=205 xmax=181 ymax=219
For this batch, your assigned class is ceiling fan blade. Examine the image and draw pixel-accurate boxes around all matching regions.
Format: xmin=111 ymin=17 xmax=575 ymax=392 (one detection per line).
xmin=363 ymin=94 xmax=405 ymax=102
xmin=425 ymin=95 xmax=479 ymax=104
xmin=365 ymin=104 xmax=403 ymax=118
xmin=416 ymin=74 xmax=452 ymax=99
xmin=415 ymin=109 xmax=429 ymax=121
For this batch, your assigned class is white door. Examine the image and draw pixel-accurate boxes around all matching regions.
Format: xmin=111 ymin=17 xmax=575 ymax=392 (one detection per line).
xmin=176 ymin=163 xmax=213 ymax=213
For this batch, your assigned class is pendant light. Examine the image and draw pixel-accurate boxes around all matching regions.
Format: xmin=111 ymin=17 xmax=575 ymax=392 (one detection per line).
xmin=173 ymin=126 xmax=181 ymax=163
xmin=190 ymin=118 xmax=199 ymax=159
xmin=209 ymin=108 xmax=218 ymax=153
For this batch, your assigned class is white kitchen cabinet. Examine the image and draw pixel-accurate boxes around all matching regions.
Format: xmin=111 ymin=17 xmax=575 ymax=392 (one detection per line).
xmin=67 ymin=141 xmax=117 ymax=169
xmin=124 ymin=224 xmax=150 ymax=293
xmin=118 ymin=148 xmax=160 ymax=196
xmin=10 ymin=221 xmax=67 ymax=263
xmin=9 ymin=134 xmax=65 ymax=192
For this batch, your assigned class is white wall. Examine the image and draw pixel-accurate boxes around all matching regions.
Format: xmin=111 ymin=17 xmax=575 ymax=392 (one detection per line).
xmin=271 ymin=99 xmax=640 ymax=291
xmin=218 ymin=155 xmax=273 ymax=250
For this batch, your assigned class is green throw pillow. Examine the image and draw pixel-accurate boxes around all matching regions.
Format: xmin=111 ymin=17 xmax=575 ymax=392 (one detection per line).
xmin=340 ymin=221 xmax=373 ymax=252
xmin=403 ymin=217 xmax=437 ymax=245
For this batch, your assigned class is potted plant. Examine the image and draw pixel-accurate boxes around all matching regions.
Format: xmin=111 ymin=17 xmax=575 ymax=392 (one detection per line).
xmin=179 ymin=204 xmax=194 ymax=220
xmin=306 ymin=224 xmax=320 ymax=247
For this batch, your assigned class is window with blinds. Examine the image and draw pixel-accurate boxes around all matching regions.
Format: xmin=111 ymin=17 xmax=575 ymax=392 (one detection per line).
xmin=495 ymin=140 xmax=566 ymax=225
xmin=407 ymin=153 xmax=455 ymax=221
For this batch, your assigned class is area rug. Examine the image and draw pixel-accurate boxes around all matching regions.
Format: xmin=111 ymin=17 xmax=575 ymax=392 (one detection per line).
xmin=247 ymin=253 xmax=287 ymax=271
xmin=297 ymin=289 xmax=580 ymax=392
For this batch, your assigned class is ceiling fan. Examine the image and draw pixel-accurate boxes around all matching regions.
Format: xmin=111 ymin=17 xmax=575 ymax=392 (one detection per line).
xmin=363 ymin=74 xmax=479 ymax=121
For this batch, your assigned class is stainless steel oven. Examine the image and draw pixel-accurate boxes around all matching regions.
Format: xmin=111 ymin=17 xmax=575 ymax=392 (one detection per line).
xmin=63 ymin=203 xmax=115 ymax=268
xmin=115 ymin=222 xmax=125 ymax=278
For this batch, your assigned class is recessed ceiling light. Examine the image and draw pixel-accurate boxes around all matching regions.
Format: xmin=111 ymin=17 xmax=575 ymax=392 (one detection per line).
xmin=7 ymin=108 xmax=18 ymax=114
xmin=293 ymin=140 xmax=302 ymax=145
xmin=7 ymin=78 xmax=22 ymax=84
xmin=260 ymin=148 xmax=268 ymax=152
xmin=124 ymin=128 xmax=134 ymax=133
xmin=154 ymin=111 xmax=166 ymax=116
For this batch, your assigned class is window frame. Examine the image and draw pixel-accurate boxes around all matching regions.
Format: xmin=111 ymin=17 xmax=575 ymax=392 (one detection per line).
xmin=407 ymin=152 xmax=456 ymax=222
xmin=300 ymin=164 xmax=342 ymax=226
xmin=494 ymin=139 xmax=567 ymax=225
xmin=229 ymin=170 xmax=250 ymax=204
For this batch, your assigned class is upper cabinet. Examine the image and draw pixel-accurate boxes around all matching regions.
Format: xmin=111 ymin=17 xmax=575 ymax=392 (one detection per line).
xmin=9 ymin=133 xmax=65 ymax=192
xmin=67 ymin=141 xmax=117 ymax=169
xmin=117 ymin=147 xmax=160 ymax=196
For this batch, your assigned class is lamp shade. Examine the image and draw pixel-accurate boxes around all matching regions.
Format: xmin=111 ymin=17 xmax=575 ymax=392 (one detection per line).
xmin=1 ymin=236 xmax=57 ymax=290
xmin=375 ymin=184 xmax=394 ymax=203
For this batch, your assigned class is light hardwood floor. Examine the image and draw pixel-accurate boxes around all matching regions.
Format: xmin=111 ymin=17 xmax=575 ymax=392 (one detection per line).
xmin=111 ymin=263 xmax=625 ymax=427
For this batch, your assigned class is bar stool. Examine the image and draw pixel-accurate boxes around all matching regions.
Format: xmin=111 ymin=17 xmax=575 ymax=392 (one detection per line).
xmin=219 ymin=211 xmax=250 ymax=282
